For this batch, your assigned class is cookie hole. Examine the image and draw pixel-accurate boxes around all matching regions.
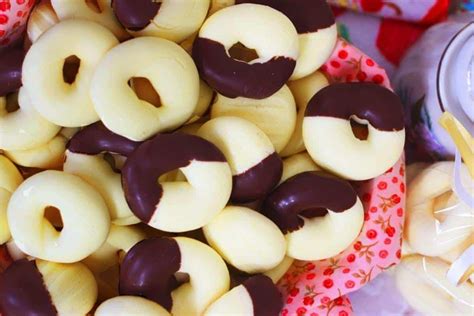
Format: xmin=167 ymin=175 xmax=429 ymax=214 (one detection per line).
xmin=228 ymin=42 xmax=259 ymax=63
xmin=44 ymin=206 xmax=63 ymax=232
xmin=116 ymin=249 xmax=126 ymax=264
xmin=5 ymin=93 xmax=19 ymax=113
xmin=158 ymin=169 xmax=187 ymax=183
xmin=63 ymin=55 xmax=81 ymax=84
xmin=350 ymin=119 xmax=369 ymax=141
xmin=85 ymin=0 xmax=102 ymax=13
xmin=129 ymin=77 xmax=162 ymax=108
xmin=433 ymin=190 xmax=455 ymax=222
xmin=174 ymin=272 xmax=190 ymax=287
xmin=103 ymin=153 xmax=122 ymax=173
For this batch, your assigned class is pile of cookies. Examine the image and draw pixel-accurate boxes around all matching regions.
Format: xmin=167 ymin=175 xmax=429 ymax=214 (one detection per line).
xmin=0 ymin=1 xmax=405 ymax=315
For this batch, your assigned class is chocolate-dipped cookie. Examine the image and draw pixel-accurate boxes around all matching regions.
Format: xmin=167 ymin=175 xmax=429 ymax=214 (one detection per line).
xmin=192 ymin=3 xmax=299 ymax=99
xmin=122 ymin=133 xmax=232 ymax=232
xmin=205 ymin=274 xmax=283 ymax=316
xmin=262 ymin=171 xmax=364 ymax=260
xmin=64 ymin=122 xmax=141 ymax=226
xmin=112 ymin=0 xmax=209 ymax=42
xmin=119 ymin=237 xmax=229 ymax=316
xmin=0 ymin=259 xmax=97 ymax=316
xmin=236 ymin=0 xmax=337 ymax=80
xmin=303 ymin=82 xmax=405 ymax=180
xmin=198 ymin=116 xmax=282 ymax=203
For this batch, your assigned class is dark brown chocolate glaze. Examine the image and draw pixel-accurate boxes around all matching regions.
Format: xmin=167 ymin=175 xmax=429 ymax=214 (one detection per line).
xmin=228 ymin=264 xmax=253 ymax=288
xmin=243 ymin=275 xmax=283 ymax=316
xmin=0 ymin=47 xmax=24 ymax=97
xmin=0 ymin=259 xmax=57 ymax=316
xmin=119 ymin=237 xmax=181 ymax=311
xmin=112 ymin=0 xmax=161 ymax=31
xmin=0 ymin=244 xmax=13 ymax=273
xmin=236 ymin=0 xmax=335 ymax=33
xmin=262 ymin=171 xmax=357 ymax=233
xmin=122 ymin=133 xmax=227 ymax=223
xmin=305 ymin=82 xmax=404 ymax=132
xmin=231 ymin=152 xmax=283 ymax=203
xmin=67 ymin=122 xmax=142 ymax=156
xmin=192 ymin=37 xmax=296 ymax=99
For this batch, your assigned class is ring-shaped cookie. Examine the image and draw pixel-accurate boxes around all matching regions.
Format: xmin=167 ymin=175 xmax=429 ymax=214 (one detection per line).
xmin=236 ymin=0 xmax=337 ymax=80
xmin=0 ymin=155 xmax=23 ymax=244
xmin=83 ymin=225 xmax=146 ymax=302
xmin=122 ymin=133 xmax=232 ymax=232
xmin=64 ymin=122 xmax=141 ymax=226
xmin=280 ymin=152 xmax=319 ymax=184
xmin=406 ymin=161 xmax=473 ymax=257
xmin=27 ymin=1 xmax=60 ymax=43
xmin=7 ymin=170 xmax=110 ymax=263
xmin=0 ymin=259 xmax=97 ymax=315
xmin=264 ymin=256 xmax=294 ymax=283
xmin=203 ymin=206 xmax=286 ymax=273
xmin=263 ymin=171 xmax=364 ymax=260
xmin=193 ymin=3 xmax=299 ymax=99
xmin=303 ymin=83 xmax=405 ymax=180
xmin=130 ymin=77 xmax=213 ymax=125
xmin=113 ymin=0 xmax=210 ymax=43
xmin=396 ymin=255 xmax=473 ymax=315
xmin=198 ymin=117 xmax=282 ymax=202
xmin=91 ymin=37 xmax=200 ymax=141
xmin=51 ymin=0 xmax=129 ymax=40
xmin=211 ymin=85 xmax=296 ymax=152
xmin=119 ymin=237 xmax=230 ymax=316
xmin=0 ymin=88 xmax=60 ymax=151
xmin=204 ymin=275 xmax=283 ymax=316
xmin=96 ymin=296 xmax=170 ymax=316
xmin=281 ymin=71 xmax=328 ymax=157
xmin=22 ymin=20 xmax=119 ymax=127
xmin=5 ymin=135 xmax=66 ymax=169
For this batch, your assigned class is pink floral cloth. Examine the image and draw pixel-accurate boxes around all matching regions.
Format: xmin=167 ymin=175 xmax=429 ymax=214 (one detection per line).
xmin=278 ymin=39 xmax=406 ymax=316
xmin=0 ymin=0 xmax=35 ymax=47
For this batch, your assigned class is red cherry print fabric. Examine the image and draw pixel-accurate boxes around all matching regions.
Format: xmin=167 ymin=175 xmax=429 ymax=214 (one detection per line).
xmin=278 ymin=39 xmax=406 ymax=315
xmin=0 ymin=0 xmax=35 ymax=49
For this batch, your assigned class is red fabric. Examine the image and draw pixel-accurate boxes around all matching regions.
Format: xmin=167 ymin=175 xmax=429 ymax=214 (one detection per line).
xmin=421 ymin=0 xmax=450 ymax=24
xmin=376 ymin=19 xmax=426 ymax=65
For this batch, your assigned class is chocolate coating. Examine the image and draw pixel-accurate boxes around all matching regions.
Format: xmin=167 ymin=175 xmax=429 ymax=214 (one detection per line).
xmin=122 ymin=133 xmax=227 ymax=223
xmin=0 ymin=244 xmax=13 ymax=273
xmin=67 ymin=122 xmax=142 ymax=156
xmin=231 ymin=152 xmax=282 ymax=203
xmin=0 ymin=259 xmax=57 ymax=316
xmin=0 ymin=47 xmax=24 ymax=97
xmin=112 ymin=0 xmax=161 ymax=31
xmin=119 ymin=237 xmax=181 ymax=311
xmin=243 ymin=275 xmax=283 ymax=316
xmin=305 ymin=83 xmax=405 ymax=132
xmin=192 ymin=37 xmax=296 ymax=99
xmin=236 ymin=0 xmax=335 ymax=33
xmin=262 ymin=171 xmax=357 ymax=233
